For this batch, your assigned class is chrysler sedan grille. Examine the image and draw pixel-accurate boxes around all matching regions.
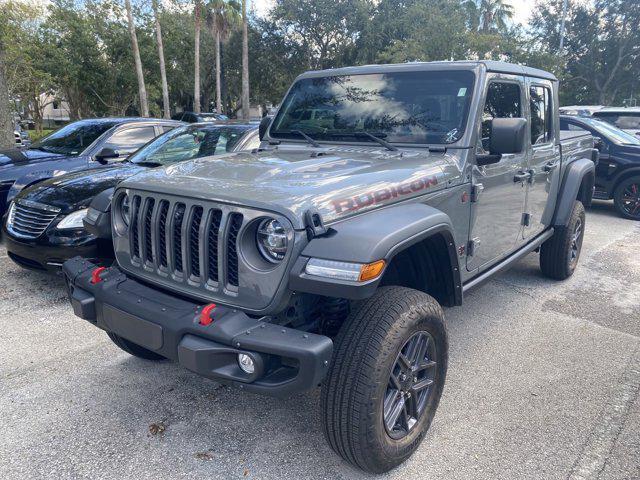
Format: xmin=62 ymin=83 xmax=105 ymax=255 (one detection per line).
xmin=7 ymin=200 xmax=61 ymax=239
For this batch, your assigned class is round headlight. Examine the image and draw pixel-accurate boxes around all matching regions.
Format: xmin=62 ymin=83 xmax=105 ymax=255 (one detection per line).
xmin=120 ymin=194 xmax=131 ymax=226
xmin=256 ymin=218 xmax=288 ymax=263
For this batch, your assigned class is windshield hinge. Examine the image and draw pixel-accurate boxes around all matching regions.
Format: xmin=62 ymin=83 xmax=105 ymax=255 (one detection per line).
xmin=304 ymin=209 xmax=327 ymax=240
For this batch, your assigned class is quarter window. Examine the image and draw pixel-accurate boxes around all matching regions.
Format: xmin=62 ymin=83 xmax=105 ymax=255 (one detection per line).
xmin=530 ymin=86 xmax=553 ymax=145
xmin=480 ymin=82 xmax=522 ymax=152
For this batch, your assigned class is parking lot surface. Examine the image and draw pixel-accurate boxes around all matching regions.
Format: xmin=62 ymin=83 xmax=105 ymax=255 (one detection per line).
xmin=0 ymin=200 xmax=638 ymax=480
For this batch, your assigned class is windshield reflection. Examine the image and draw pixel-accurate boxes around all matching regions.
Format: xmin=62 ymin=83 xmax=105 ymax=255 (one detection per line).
xmin=271 ymin=70 xmax=475 ymax=145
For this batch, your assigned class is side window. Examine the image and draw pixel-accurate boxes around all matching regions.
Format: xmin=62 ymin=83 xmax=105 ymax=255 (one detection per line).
xmin=104 ymin=126 xmax=156 ymax=151
xmin=530 ymin=86 xmax=553 ymax=145
xmin=480 ymin=82 xmax=522 ymax=152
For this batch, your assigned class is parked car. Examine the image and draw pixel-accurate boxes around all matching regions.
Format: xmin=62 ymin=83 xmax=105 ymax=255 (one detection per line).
xmin=171 ymin=111 xmax=230 ymax=123
xmin=14 ymin=127 xmax=31 ymax=148
xmin=63 ymin=61 xmax=595 ymax=473
xmin=3 ymin=122 xmax=259 ymax=271
xmin=561 ymin=114 xmax=640 ymax=220
xmin=592 ymin=107 xmax=640 ymax=138
xmin=559 ymin=105 xmax=604 ymax=117
xmin=0 ymin=118 xmax=183 ymax=218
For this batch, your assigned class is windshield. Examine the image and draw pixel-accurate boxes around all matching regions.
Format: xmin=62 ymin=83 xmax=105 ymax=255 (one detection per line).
xmin=31 ymin=120 xmax=118 ymax=155
xmin=593 ymin=112 xmax=640 ymax=130
xmin=128 ymin=125 xmax=253 ymax=165
xmin=580 ymin=117 xmax=640 ymax=145
xmin=200 ymin=113 xmax=229 ymax=122
xmin=270 ymin=70 xmax=476 ymax=145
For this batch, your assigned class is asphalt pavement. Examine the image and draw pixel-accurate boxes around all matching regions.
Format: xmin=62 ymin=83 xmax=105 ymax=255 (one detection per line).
xmin=0 ymin=199 xmax=638 ymax=480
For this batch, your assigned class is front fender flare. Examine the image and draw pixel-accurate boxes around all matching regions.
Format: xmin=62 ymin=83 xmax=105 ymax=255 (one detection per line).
xmin=289 ymin=203 xmax=462 ymax=304
xmin=554 ymin=158 xmax=595 ymax=226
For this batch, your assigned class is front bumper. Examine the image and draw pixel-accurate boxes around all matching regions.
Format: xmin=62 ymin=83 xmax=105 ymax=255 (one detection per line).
xmin=3 ymin=226 xmax=113 ymax=272
xmin=62 ymin=257 xmax=333 ymax=397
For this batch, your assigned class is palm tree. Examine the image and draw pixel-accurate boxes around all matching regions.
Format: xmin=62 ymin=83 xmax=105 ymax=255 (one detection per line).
xmin=478 ymin=0 xmax=514 ymax=33
xmin=152 ymin=0 xmax=170 ymax=118
xmin=205 ymin=0 xmax=241 ymax=115
xmin=464 ymin=0 xmax=514 ymax=33
xmin=193 ymin=0 xmax=202 ymax=114
xmin=124 ymin=0 xmax=149 ymax=117
xmin=240 ymin=0 xmax=249 ymax=120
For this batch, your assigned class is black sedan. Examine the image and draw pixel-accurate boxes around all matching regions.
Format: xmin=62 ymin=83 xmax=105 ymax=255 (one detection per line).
xmin=0 ymin=117 xmax=183 ymax=217
xmin=560 ymin=115 xmax=640 ymax=220
xmin=3 ymin=122 xmax=260 ymax=271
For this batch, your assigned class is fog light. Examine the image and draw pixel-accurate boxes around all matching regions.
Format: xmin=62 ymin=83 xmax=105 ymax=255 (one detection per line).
xmin=238 ymin=353 xmax=255 ymax=374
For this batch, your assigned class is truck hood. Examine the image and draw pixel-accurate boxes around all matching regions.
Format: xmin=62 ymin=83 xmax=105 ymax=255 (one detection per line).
xmin=0 ymin=148 xmax=68 ymax=168
xmin=15 ymin=163 xmax=146 ymax=213
xmin=121 ymin=145 xmax=464 ymax=228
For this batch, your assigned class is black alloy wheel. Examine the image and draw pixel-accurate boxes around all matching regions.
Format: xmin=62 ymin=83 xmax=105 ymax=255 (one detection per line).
xmin=383 ymin=331 xmax=437 ymax=439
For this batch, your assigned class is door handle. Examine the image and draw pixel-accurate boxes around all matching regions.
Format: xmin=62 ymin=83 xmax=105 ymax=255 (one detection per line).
xmin=514 ymin=171 xmax=532 ymax=183
xmin=543 ymin=162 xmax=558 ymax=173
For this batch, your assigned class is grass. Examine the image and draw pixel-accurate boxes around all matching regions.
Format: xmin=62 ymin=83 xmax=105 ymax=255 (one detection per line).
xmin=28 ymin=129 xmax=55 ymax=143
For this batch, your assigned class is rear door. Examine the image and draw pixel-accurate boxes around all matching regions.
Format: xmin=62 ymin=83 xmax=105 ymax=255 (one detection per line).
xmin=467 ymin=74 xmax=529 ymax=271
xmin=523 ymin=80 xmax=560 ymax=238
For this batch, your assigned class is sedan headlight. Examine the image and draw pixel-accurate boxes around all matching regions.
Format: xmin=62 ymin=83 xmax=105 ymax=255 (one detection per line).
xmin=56 ymin=208 xmax=89 ymax=230
xmin=256 ymin=218 xmax=288 ymax=263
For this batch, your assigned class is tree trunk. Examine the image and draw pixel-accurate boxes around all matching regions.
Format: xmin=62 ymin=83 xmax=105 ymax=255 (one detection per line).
xmin=0 ymin=48 xmax=14 ymax=149
xmin=152 ymin=0 xmax=170 ymax=119
xmin=194 ymin=1 xmax=201 ymax=114
xmin=215 ymin=31 xmax=222 ymax=114
xmin=125 ymin=0 xmax=149 ymax=117
xmin=241 ymin=0 xmax=250 ymax=120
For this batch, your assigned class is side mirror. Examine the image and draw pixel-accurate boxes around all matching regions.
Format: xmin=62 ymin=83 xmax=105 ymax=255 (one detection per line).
xmin=259 ymin=115 xmax=273 ymax=141
xmin=594 ymin=138 xmax=604 ymax=151
xmin=95 ymin=147 xmax=119 ymax=164
xmin=489 ymin=118 xmax=527 ymax=155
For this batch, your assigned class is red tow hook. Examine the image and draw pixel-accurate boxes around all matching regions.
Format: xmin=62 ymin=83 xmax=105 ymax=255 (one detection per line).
xmin=90 ymin=266 xmax=108 ymax=284
xmin=199 ymin=303 xmax=217 ymax=326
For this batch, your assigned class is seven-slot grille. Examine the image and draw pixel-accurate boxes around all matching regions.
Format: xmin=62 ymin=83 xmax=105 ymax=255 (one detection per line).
xmin=126 ymin=193 xmax=244 ymax=289
xmin=7 ymin=200 xmax=61 ymax=239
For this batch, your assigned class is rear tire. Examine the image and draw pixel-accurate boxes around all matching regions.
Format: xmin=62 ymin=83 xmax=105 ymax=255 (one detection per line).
xmin=106 ymin=332 xmax=165 ymax=361
xmin=320 ymin=286 xmax=448 ymax=473
xmin=613 ymin=176 xmax=640 ymax=220
xmin=540 ymin=200 xmax=585 ymax=280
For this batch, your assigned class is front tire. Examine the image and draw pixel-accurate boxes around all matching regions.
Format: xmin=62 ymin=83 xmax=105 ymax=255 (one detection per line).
xmin=540 ymin=200 xmax=585 ymax=280
xmin=613 ymin=176 xmax=640 ymax=220
xmin=106 ymin=332 xmax=165 ymax=361
xmin=320 ymin=286 xmax=448 ymax=473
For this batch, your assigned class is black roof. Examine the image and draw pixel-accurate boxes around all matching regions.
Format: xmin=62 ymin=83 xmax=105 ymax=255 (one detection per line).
xmin=299 ymin=60 xmax=557 ymax=82
xmin=71 ymin=117 xmax=184 ymax=126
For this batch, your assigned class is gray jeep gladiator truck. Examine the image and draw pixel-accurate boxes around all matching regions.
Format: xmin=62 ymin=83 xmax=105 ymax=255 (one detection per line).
xmin=63 ymin=61 xmax=596 ymax=473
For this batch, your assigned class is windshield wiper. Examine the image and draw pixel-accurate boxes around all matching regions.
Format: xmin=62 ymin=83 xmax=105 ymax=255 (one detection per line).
xmin=133 ymin=160 xmax=163 ymax=167
xmin=355 ymin=132 xmax=398 ymax=151
xmin=291 ymin=130 xmax=321 ymax=148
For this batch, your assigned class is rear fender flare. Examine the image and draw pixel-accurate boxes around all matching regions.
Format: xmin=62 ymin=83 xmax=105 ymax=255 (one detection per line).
xmin=554 ymin=158 xmax=595 ymax=226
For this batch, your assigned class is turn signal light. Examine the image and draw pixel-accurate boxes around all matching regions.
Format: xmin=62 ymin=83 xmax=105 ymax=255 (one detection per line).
xmin=359 ymin=260 xmax=386 ymax=282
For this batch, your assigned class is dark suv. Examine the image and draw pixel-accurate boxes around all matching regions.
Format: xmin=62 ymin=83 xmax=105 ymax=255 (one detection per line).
xmin=560 ymin=115 xmax=640 ymax=220
xmin=0 ymin=118 xmax=183 ymax=217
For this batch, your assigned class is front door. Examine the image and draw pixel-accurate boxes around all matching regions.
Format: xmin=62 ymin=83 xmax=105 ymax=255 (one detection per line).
xmin=524 ymin=81 xmax=560 ymax=238
xmin=467 ymin=74 xmax=529 ymax=272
